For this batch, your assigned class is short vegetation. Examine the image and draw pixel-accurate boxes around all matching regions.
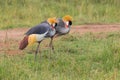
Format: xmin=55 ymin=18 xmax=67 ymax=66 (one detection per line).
xmin=0 ymin=0 xmax=120 ymax=80
xmin=0 ymin=0 xmax=120 ymax=29
xmin=0 ymin=32 xmax=120 ymax=80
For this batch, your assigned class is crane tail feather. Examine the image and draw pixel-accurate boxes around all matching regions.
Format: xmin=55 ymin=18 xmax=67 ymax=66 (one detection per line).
xmin=19 ymin=36 xmax=29 ymax=50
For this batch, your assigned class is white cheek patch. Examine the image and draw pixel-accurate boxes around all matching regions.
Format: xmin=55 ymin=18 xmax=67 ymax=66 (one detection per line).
xmin=66 ymin=21 xmax=69 ymax=26
xmin=52 ymin=23 xmax=55 ymax=27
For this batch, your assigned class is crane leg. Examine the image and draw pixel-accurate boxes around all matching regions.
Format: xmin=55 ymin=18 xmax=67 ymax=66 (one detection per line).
xmin=48 ymin=37 xmax=55 ymax=59
xmin=49 ymin=37 xmax=54 ymax=51
xmin=35 ymin=41 xmax=41 ymax=61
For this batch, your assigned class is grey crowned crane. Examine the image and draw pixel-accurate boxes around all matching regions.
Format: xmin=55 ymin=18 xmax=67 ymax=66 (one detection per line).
xmin=19 ymin=17 xmax=57 ymax=60
xmin=49 ymin=15 xmax=73 ymax=50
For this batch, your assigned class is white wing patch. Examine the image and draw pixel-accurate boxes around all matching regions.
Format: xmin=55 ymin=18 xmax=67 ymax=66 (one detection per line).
xmin=36 ymin=31 xmax=48 ymax=41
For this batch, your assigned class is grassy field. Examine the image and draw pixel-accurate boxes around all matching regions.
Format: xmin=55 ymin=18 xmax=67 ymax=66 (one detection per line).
xmin=0 ymin=0 xmax=120 ymax=80
xmin=0 ymin=0 xmax=120 ymax=29
xmin=0 ymin=32 xmax=120 ymax=80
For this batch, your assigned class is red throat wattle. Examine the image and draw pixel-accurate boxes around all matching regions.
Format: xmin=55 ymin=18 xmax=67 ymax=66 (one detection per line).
xmin=65 ymin=24 xmax=68 ymax=28
xmin=51 ymin=26 xmax=54 ymax=30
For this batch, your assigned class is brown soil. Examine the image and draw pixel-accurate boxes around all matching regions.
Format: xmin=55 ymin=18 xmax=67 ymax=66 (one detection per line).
xmin=71 ymin=24 xmax=120 ymax=34
xmin=0 ymin=24 xmax=120 ymax=54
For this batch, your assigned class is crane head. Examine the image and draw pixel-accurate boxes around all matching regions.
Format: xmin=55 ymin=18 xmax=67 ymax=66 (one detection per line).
xmin=47 ymin=17 xmax=57 ymax=29
xmin=62 ymin=15 xmax=73 ymax=28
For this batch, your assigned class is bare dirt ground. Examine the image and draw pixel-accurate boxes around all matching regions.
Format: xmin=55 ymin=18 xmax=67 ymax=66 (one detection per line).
xmin=0 ymin=24 xmax=120 ymax=54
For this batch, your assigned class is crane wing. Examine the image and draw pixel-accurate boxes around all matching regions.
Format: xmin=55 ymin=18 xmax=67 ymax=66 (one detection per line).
xmin=25 ymin=22 xmax=50 ymax=35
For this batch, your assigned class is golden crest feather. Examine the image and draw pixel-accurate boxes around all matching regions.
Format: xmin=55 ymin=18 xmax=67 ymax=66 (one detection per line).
xmin=47 ymin=17 xmax=57 ymax=24
xmin=62 ymin=15 xmax=73 ymax=21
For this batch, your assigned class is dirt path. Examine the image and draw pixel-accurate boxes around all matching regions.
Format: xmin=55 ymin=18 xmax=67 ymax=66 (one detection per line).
xmin=0 ymin=24 xmax=120 ymax=41
xmin=71 ymin=24 xmax=120 ymax=34
xmin=0 ymin=24 xmax=120 ymax=54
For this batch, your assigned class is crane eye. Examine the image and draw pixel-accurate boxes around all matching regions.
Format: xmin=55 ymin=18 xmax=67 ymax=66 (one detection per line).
xmin=55 ymin=23 xmax=57 ymax=27
xmin=69 ymin=21 xmax=72 ymax=25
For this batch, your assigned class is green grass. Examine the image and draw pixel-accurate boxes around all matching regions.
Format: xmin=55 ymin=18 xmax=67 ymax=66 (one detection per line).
xmin=0 ymin=0 xmax=120 ymax=29
xmin=1 ymin=32 xmax=120 ymax=80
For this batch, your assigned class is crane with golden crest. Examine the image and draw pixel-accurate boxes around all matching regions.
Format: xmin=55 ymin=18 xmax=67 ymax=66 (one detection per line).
xmin=49 ymin=15 xmax=73 ymax=51
xmin=19 ymin=17 xmax=57 ymax=60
